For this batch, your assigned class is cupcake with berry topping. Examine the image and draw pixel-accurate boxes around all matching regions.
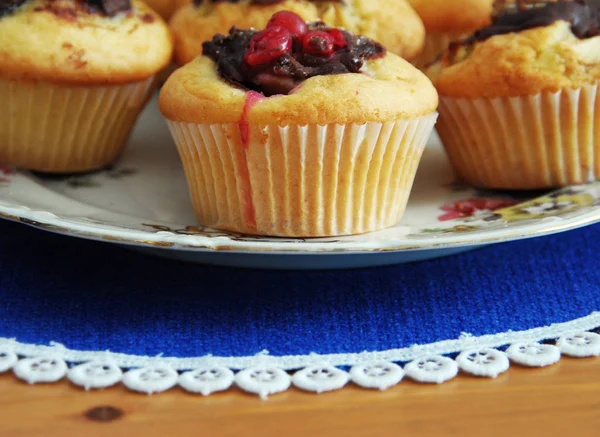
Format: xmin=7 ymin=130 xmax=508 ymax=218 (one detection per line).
xmin=160 ymin=11 xmax=438 ymax=237
xmin=428 ymin=0 xmax=600 ymax=189
xmin=0 ymin=0 xmax=173 ymax=173
xmin=409 ymin=0 xmax=495 ymax=68
xmin=169 ymin=0 xmax=425 ymax=65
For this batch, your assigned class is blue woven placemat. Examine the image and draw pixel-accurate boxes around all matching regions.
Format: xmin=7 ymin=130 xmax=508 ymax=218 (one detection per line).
xmin=1 ymin=218 xmax=599 ymax=362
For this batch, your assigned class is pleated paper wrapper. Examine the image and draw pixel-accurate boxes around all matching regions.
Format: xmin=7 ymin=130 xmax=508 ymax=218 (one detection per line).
xmin=168 ymin=114 xmax=438 ymax=237
xmin=437 ymin=84 xmax=600 ymax=190
xmin=0 ymin=76 xmax=156 ymax=173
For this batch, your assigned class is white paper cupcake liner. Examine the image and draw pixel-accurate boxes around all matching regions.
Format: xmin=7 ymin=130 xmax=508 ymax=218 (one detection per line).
xmin=168 ymin=114 xmax=438 ymax=237
xmin=437 ymin=84 xmax=600 ymax=189
xmin=413 ymin=31 xmax=469 ymax=69
xmin=0 ymin=76 xmax=156 ymax=173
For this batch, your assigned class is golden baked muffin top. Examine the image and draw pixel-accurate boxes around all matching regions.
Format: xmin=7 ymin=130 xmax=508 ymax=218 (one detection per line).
xmin=169 ymin=0 xmax=425 ymax=64
xmin=142 ymin=0 xmax=188 ymax=20
xmin=408 ymin=0 xmax=494 ymax=33
xmin=0 ymin=0 xmax=173 ymax=84
xmin=160 ymin=11 xmax=437 ymax=125
xmin=428 ymin=0 xmax=600 ymax=98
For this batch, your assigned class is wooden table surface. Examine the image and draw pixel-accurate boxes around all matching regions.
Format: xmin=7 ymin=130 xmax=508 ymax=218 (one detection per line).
xmin=1 ymin=356 xmax=600 ymax=436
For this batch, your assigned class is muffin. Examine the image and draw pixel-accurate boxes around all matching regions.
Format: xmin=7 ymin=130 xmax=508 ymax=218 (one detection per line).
xmin=428 ymin=0 xmax=600 ymax=190
xmin=143 ymin=0 xmax=186 ymax=20
xmin=169 ymin=0 xmax=425 ymax=65
xmin=160 ymin=11 xmax=438 ymax=237
xmin=0 ymin=0 xmax=173 ymax=173
xmin=409 ymin=0 xmax=494 ymax=68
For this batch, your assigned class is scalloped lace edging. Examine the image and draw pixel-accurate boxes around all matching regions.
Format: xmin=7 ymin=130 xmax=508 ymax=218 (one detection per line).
xmin=1 ymin=312 xmax=600 ymax=398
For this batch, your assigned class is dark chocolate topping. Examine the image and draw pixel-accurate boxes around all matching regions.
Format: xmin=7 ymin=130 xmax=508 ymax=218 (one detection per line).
xmin=0 ymin=0 xmax=27 ymax=17
xmin=460 ymin=0 xmax=600 ymax=46
xmin=202 ymin=21 xmax=385 ymax=97
xmin=86 ymin=0 xmax=131 ymax=16
xmin=0 ymin=0 xmax=131 ymax=18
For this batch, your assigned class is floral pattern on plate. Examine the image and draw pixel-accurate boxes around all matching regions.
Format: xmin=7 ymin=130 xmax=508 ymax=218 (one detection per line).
xmin=0 ymin=167 xmax=15 ymax=185
xmin=438 ymin=198 xmax=518 ymax=222
xmin=1 ymin=96 xmax=600 ymax=265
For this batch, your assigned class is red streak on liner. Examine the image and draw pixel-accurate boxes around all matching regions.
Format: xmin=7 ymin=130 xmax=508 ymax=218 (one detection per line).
xmin=238 ymin=91 xmax=264 ymax=229
xmin=240 ymin=91 xmax=263 ymax=149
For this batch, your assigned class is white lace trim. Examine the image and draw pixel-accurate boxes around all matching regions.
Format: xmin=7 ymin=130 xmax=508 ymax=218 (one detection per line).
xmin=557 ymin=332 xmax=600 ymax=357
xmin=68 ymin=360 xmax=123 ymax=390
xmin=1 ymin=312 xmax=600 ymax=396
xmin=292 ymin=364 xmax=349 ymax=393
xmin=235 ymin=367 xmax=291 ymax=399
xmin=178 ymin=367 xmax=234 ymax=396
xmin=456 ymin=348 xmax=509 ymax=378
xmin=122 ymin=366 xmax=179 ymax=394
xmin=505 ymin=342 xmax=561 ymax=367
xmin=350 ymin=362 xmax=404 ymax=390
xmin=404 ymin=356 xmax=458 ymax=384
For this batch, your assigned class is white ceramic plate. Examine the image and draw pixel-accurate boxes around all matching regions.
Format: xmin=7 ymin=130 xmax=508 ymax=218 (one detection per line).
xmin=1 ymin=95 xmax=600 ymax=269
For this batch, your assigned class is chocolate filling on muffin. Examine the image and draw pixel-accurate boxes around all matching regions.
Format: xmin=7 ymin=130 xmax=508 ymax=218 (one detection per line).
xmin=86 ymin=0 xmax=131 ymax=16
xmin=0 ymin=0 xmax=132 ymax=18
xmin=441 ymin=0 xmax=600 ymax=63
xmin=0 ymin=0 xmax=27 ymax=16
xmin=460 ymin=0 xmax=600 ymax=46
xmin=202 ymin=14 xmax=385 ymax=96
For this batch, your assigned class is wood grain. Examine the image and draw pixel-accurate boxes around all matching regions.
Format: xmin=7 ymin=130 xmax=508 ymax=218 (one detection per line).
xmin=1 ymin=357 xmax=600 ymax=437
